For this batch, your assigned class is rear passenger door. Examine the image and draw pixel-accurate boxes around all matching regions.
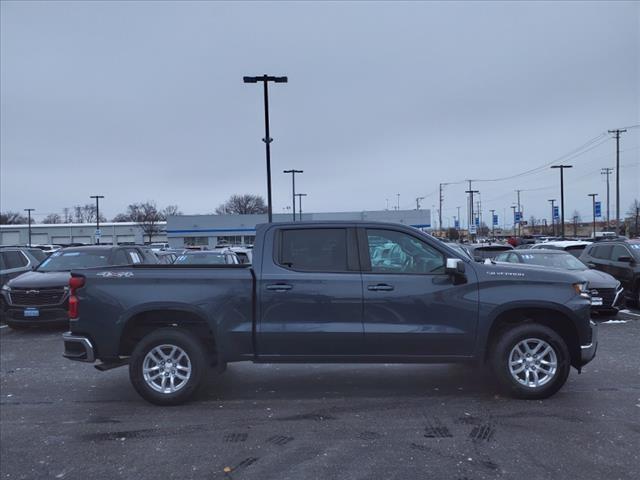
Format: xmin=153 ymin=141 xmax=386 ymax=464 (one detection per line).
xmin=258 ymin=227 xmax=364 ymax=357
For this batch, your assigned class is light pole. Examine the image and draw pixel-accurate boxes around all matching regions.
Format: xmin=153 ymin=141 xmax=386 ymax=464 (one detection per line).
xmin=90 ymin=195 xmax=104 ymax=244
xmin=243 ymin=74 xmax=288 ymax=223
xmin=396 ymin=193 xmax=400 ymax=211
xmin=601 ymin=167 xmax=613 ymax=228
xmin=551 ymin=165 xmax=573 ymax=238
xmin=295 ymin=193 xmax=307 ymax=221
xmin=490 ymin=209 xmax=495 ymax=238
xmin=24 ymin=208 xmax=34 ymax=246
xmin=588 ymin=193 xmax=598 ymax=238
xmin=511 ymin=205 xmax=517 ymax=236
xmin=548 ymin=199 xmax=556 ymax=236
xmin=283 ymin=169 xmax=303 ymax=221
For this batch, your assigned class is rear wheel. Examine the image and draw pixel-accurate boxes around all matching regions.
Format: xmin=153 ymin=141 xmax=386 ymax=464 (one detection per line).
xmin=491 ymin=323 xmax=571 ymax=399
xmin=129 ymin=328 xmax=207 ymax=406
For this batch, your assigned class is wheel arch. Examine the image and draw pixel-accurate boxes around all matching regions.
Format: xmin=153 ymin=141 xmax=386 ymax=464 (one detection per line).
xmin=482 ymin=305 xmax=581 ymax=368
xmin=118 ymin=307 xmax=218 ymax=364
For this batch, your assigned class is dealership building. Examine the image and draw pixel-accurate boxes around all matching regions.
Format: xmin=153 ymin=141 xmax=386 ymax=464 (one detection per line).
xmin=0 ymin=209 xmax=431 ymax=247
xmin=165 ymin=209 xmax=431 ymax=248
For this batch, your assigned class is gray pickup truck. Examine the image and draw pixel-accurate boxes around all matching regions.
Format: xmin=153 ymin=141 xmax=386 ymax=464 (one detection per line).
xmin=62 ymin=221 xmax=597 ymax=405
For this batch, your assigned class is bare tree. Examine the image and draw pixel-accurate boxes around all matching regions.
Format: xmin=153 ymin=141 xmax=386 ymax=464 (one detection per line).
xmin=125 ymin=202 xmax=164 ymax=243
xmin=0 ymin=211 xmax=28 ymax=224
xmin=71 ymin=204 xmax=106 ymax=223
xmin=215 ymin=194 xmax=267 ymax=215
xmin=162 ymin=205 xmax=182 ymax=218
xmin=42 ymin=213 xmax=62 ymax=224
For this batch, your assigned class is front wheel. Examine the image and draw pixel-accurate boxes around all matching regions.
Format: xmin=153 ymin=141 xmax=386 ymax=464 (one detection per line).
xmin=491 ymin=323 xmax=571 ymax=400
xmin=129 ymin=328 xmax=207 ymax=406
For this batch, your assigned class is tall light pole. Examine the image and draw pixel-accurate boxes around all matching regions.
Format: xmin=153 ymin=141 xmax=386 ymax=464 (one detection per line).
xmin=608 ymin=129 xmax=627 ymax=234
xmin=90 ymin=195 xmax=104 ymax=244
xmin=283 ymin=169 xmax=303 ymax=221
xmin=548 ymin=199 xmax=556 ymax=236
xmin=243 ymin=74 xmax=288 ymax=223
xmin=588 ymin=193 xmax=598 ymax=238
xmin=601 ymin=167 xmax=613 ymax=228
xmin=24 ymin=208 xmax=34 ymax=246
xmin=295 ymin=193 xmax=307 ymax=221
xmin=515 ymin=189 xmax=522 ymax=236
xmin=511 ymin=205 xmax=517 ymax=236
xmin=551 ymin=165 xmax=573 ymax=238
xmin=396 ymin=193 xmax=400 ymax=211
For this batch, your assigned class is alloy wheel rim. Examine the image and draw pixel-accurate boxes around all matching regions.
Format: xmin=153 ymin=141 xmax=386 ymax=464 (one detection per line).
xmin=508 ymin=338 xmax=557 ymax=388
xmin=143 ymin=344 xmax=192 ymax=394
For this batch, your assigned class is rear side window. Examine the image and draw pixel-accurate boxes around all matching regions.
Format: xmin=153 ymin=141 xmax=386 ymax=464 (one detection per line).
xmin=279 ymin=228 xmax=349 ymax=272
xmin=592 ymin=245 xmax=612 ymax=259
xmin=27 ymin=249 xmax=47 ymax=262
xmin=565 ymin=245 xmax=586 ymax=258
xmin=2 ymin=251 xmax=28 ymax=269
xmin=126 ymin=249 xmax=143 ymax=264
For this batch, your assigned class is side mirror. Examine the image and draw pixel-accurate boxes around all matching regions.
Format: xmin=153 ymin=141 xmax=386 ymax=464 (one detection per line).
xmin=617 ymin=256 xmax=632 ymax=263
xmin=446 ymin=258 xmax=465 ymax=274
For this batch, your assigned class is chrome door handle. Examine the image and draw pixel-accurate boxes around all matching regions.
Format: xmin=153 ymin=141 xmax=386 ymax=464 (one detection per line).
xmin=367 ymin=284 xmax=394 ymax=291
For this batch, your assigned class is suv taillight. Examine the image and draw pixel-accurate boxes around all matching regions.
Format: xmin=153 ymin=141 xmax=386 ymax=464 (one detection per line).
xmin=68 ymin=275 xmax=85 ymax=319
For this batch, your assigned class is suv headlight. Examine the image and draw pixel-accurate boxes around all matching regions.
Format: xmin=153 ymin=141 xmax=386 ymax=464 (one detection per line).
xmin=573 ymin=282 xmax=590 ymax=299
xmin=1 ymin=284 xmax=10 ymax=292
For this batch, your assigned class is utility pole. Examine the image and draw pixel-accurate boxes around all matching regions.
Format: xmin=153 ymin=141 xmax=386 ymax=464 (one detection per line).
xmin=456 ymin=206 xmax=461 ymax=231
xmin=416 ymin=196 xmax=425 ymax=210
xmin=608 ymin=129 xmax=627 ymax=234
xmin=438 ymin=183 xmax=451 ymax=234
xmin=515 ymin=190 xmax=522 ymax=237
xmin=490 ymin=209 xmax=496 ymax=237
xmin=24 ymin=208 xmax=34 ymax=246
xmin=396 ymin=193 xmax=400 ymax=211
xmin=548 ymin=199 xmax=556 ymax=236
xmin=90 ymin=195 xmax=104 ymax=244
xmin=243 ymin=74 xmax=288 ymax=223
xmin=601 ymin=167 xmax=613 ymax=228
xmin=551 ymin=165 xmax=573 ymax=238
xmin=283 ymin=169 xmax=303 ymax=221
xmin=588 ymin=193 xmax=598 ymax=238
xmin=465 ymin=181 xmax=479 ymax=239
xmin=295 ymin=193 xmax=307 ymax=221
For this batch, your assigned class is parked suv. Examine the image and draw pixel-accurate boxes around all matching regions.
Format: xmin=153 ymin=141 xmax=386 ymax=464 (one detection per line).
xmin=1 ymin=246 xmax=157 ymax=329
xmin=579 ymin=239 xmax=640 ymax=306
xmin=1 ymin=246 xmax=48 ymax=286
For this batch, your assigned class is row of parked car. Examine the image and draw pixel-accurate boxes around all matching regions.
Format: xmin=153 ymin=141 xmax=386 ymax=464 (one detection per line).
xmin=0 ymin=244 xmax=253 ymax=329
xmin=443 ymin=237 xmax=639 ymax=312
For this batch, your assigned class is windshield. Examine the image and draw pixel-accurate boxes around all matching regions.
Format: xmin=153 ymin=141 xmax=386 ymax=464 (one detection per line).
xmin=520 ymin=252 xmax=586 ymax=270
xmin=174 ymin=253 xmax=227 ymax=265
xmin=37 ymin=250 xmax=112 ymax=272
xmin=447 ymin=243 xmax=472 ymax=260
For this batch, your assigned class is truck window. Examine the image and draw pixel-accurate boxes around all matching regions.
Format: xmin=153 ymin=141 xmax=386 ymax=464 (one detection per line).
xmin=112 ymin=249 xmax=130 ymax=265
xmin=3 ymin=251 xmax=29 ymax=269
xmin=279 ymin=228 xmax=348 ymax=272
xmin=366 ymin=229 xmax=445 ymax=274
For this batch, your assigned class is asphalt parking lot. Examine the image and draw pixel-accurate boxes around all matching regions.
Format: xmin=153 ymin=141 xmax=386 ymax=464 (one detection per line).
xmin=1 ymin=310 xmax=639 ymax=480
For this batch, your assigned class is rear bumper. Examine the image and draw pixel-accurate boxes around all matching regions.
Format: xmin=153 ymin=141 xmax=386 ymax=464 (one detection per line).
xmin=62 ymin=332 xmax=95 ymax=362
xmin=580 ymin=320 xmax=598 ymax=366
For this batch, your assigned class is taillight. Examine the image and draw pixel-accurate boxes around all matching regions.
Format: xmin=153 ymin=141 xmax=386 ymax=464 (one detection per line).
xmin=68 ymin=275 xmax=85 ymax=319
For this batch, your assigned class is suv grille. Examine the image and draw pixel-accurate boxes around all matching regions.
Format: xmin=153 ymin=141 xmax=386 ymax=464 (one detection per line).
xmin=591 ymin=288 xmax=616 ymax=307
xmin=9 ymin=288 xmax=67 ymax=306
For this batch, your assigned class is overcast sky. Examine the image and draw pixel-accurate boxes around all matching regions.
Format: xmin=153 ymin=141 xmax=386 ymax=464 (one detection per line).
xmin=1 ymin=1 xmax=638 ymax=227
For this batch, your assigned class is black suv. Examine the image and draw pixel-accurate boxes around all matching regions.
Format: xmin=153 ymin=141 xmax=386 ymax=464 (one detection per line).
xmin=579 ymin=239 xmax=640 ymax=307
xmin=0 ymin=246 xmax=157 ymax=329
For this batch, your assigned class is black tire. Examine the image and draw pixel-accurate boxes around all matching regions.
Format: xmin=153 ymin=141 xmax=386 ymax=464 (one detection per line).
xmin=129 ymin=328 xmax=207 ymax=406
xmin=491 ymin=323 xmax=571 ymax=400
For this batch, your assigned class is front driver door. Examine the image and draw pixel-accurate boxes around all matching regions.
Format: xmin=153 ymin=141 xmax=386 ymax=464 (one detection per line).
xmin=360 ymin=227 xmax=479 ymax=357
